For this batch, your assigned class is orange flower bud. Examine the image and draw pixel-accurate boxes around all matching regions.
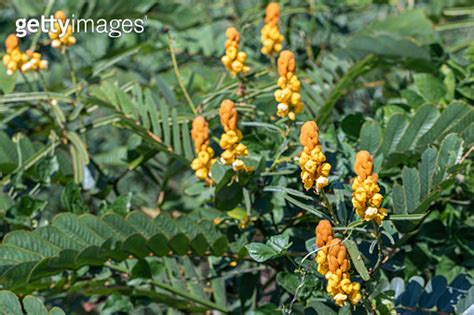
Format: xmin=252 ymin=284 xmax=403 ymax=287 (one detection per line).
xmin=5 ymin=34 xmax=19 ymax=53
xmin=219 ymin=99 xmax=238 ymax=132
xmin=278 ymin=50 xmax=296 ymax=77
xmin=191 ymin=116 xmax=209 ymax=153
xmin=265 ymin=2 xmax=281 ymax=26
xmin=300 ymin=121 xmax=319 ymax=151
xmin=354 ymin=150 xmax=374 ymax=180
xmin=55 ymin=10 xmax=66 ymax=22
xmin=225 ymin=27 xmax=240 ymax=47
xmin=316 ymin=219 xmax=333 ymax=248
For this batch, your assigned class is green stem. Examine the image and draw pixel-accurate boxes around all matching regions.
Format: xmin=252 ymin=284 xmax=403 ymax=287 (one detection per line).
xmin=168 ymin=33 xmax=197 ymax=114
xmin=372 ymin=222 xmax=383 ymax=271
xmin=20 ymin=72 xmax=35 ymax=91
xmin=105 ymin=262 xmax=228 ymax=312
xmin=320 ymin=189 xmax=339 ymax=225
xmin=30 ymin=0 xmax=56 ymax=51
xmin=0 ymin=140 xmax=60 ymax=186
xmin=65 ymin=49 xmax=79 ymax=104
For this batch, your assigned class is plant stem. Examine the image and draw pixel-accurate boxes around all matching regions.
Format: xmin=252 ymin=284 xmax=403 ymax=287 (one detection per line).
xmin=20 ymin=72 xmax=35 ymax=91
xmin=65 ymin=49 xmax=79 ymax=104
xmin=320 ymin=189 xmax=339 ymax=225
xmin=168 ymin=33 xmax=197 ymax=114
xmin=30 ymin=0 xmax=56 ymax=51
xmin=372 ymin=222 xmax=383 ymax=271
xmin=105 ymin=262 xmax=228 ymax=312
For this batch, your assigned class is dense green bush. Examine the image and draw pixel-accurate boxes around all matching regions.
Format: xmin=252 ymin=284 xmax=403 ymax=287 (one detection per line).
xmin=0 ymin=0 xmax=473 ymax=314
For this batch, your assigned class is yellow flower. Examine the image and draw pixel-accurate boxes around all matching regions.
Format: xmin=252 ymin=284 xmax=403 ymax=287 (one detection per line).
xmin=261 ymin=3 xmax=284 ymax=56
xmin=218 ymin=100 xmax=251 ymax=172
xmin=2 ymin=34 xmax=47 ymax=75
xmin=191 ymin=116 xmax=215 ymax=185
xmin=222 ymin=27 xmax=250 ymax=77
xmin=274 ymin=50 xmax=304 ymax=119
xmin=49 ymin=11 xmax=76 ymax=50
xmin=351 ymin=150 xmax=387 ymax=224
xmin=299 ymin=121 xmax=330 ymax=192
xmin=314 ymin=221 xmax=362 ymax=307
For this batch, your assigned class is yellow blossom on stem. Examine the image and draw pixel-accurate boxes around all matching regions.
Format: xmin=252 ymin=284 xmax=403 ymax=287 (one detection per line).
xmin=221 ymin=27 xmax=250 ymax=77
xmin=218 ymin=100 xmax=250 ymax=172
xmin=2 ymin=34 xmax=48 ymax=76
xmin=261 ymin=2 xmax=284 ymax=56
xmin=191 ymin=116 xmax=216 ymax=185
xmin=274 ymin=50 xmax=303 ymax=120
xmin=299 ymin=121 xmax=331 ymax=192
xmin=314 ymin=220 xmax=362 ymax=307
xmin=49 ymin=11 xmax=76 ymax=50
xmin=351 ymin=151 xmax=387 ymax=224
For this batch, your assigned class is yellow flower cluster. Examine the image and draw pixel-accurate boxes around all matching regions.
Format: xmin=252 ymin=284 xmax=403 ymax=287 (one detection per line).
xmin=299 ymin=121 xmax=331 ymax=192
xmin=22 ymin=50 xmax=49 ymax=73
xmin=49 ymin=11 xmax=76 ymax=50
xmin=274 ymin=50 xmax=303 ymax=120
xmin=221 ymin=27 xmax=250 ymax=77
xmin=2 ymin=34 xmax=48 ymax=75
xmin=315 ymin=220 xmax=362 ymax=306
xmin=261 ymin=2 xmax=284 ymax=56
xmin=219 ymin=100 xmax=249 ymax=172
xmin=191 ymin=116 xmax=216 ymax=185
xmin=352 ymin=151 xmax=387 ymax=225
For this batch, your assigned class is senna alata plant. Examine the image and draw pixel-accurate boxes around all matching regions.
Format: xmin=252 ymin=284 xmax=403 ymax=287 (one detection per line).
xmin=0 ymin=1 xmax=472 ymax=314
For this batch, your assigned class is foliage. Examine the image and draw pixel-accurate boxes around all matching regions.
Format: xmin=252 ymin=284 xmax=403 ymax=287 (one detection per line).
xmin=0 ymin=0 xmax=472 ymax=314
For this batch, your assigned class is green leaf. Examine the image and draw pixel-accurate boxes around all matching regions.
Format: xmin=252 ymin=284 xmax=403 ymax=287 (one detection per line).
xmin=392 ymin=184 xmax=408 ymax=214
xmin=379 ymin=114 xmax=408 ymax=156
xmin=414 ymin=73 xmax=447 ymax=103
xmin=419 ymin=147 xmax=437 ymax=199
xmin=0 ymin=291 xmax=65 ymax=315
xmin=61 ymin=182 xmax=89 ymax=214
xmin=417 ymin=102 xmax=473 ymax=147
xmin=267 ymin=235 xmax=292 ymax=253
xmin=396 ymin=104 xmax=440 ymax=152
xmin=103 ymin=193 xmax=132 ymax=216
xmin=144 ymin=89 xmax=162 ymax=137
xmin=160 ymin=99 xmax=171 ymax=146
xmin=0 ymin=211 xmax=239 ymax=289
xmin=389 ymin=213 xmax=425 ymax=220
xmin=402 ymin=167 xmax=421 ymax=213
xmin=362 ymin=10 xmax=435 ymax=44
xmin=341 ymin=113 xmax=365 ymax=139
xmin=345 ymin=240 xmax=370 ymax=281
xmin=23 ymin=295 xmax=49 ymax=315
xmin=359 ymin=121 xmax=382 ymax=154
xmin=0 ymin=64 xmax=17 ymax=94
xmin=172 ymin=109 xmax=182 ymax=155
xmin=314 ymin=55 xmax=377 ymax=125
xmin=215 ymin=181 xmax=243 ymax=211
xmin=245 ymin=243 xmax=278 ymax=262
xmin=0 ymin=290 xmax=22 ymax=314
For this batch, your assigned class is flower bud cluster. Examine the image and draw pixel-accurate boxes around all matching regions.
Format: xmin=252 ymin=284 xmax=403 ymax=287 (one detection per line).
xmin=274 ymin=50 xmax=303 ymax=120
xmin=2 ymin=34 xmax=48 ymax=75
xmin=49 ymin=11 xmax=76 ymax=50
xmin=315 ymin=220 xmax=362 ymax=306
xmin=261 ymin=2 xmax=284 ymax=56
xmin=218 ymin=100 xmax=249 ymax=172
xmin=191 ymin=116 xmax=216 ymax=185
xmin=221 ymin=27 xmax=250 ymax=77
xmin=352 ymin=151 xmax=387 ymax=224
xmin=299 ymin=121 xmax=331 ymax=192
